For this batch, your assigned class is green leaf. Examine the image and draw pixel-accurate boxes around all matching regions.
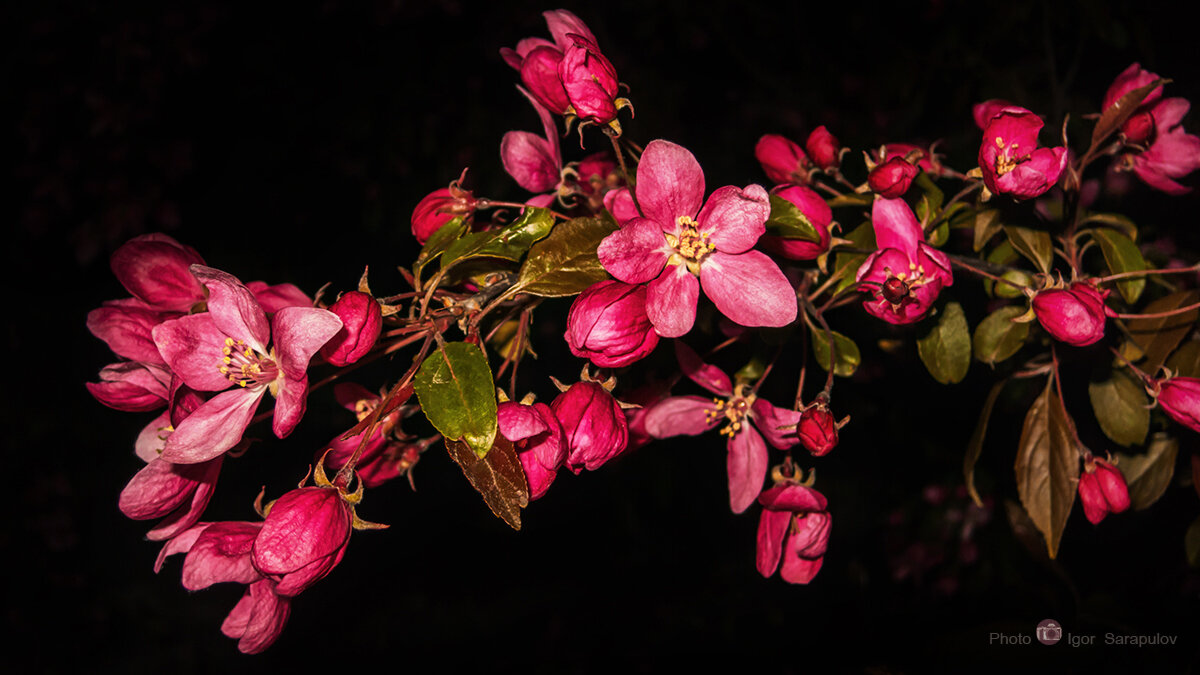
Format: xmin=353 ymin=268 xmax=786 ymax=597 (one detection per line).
xmin=445 ymin=435 xmax=529 ymax=530
xmin=1088 ymin=369 xmax=1150 ymax=447
xmin=1187 ymin=516 xmax=1200 ymax=567
xmin=1116 ymin=434 xmax=1178 ymax=511
xmin=1123 ymin=290 xmax=1200 ymax=371
xmin=413 ymin=342 xmax=497 ymax=458
xmin=415 ymin=217 xmax=468 ymax=281
xmin=1166 ymin=340 xmax=1200 ymax=377
xmin=826 ymin=192 xmax=872 ymax=209
xmin=973 ymin=209 xmax=1003 ymax=252
xmin=811 ymin=327 xmax=861 ymax=378
xmin=1003 ymin=225 xmax=1053 ymax=274
xmin=764 ymin=194 xmax=819 ymax=242
xmin=965 ymin=379 xmax=1007 ymax=507
xmin=832 ymin=221 xmax=876 ymax=293
xmin=917 ymin=302 xmax=971 ymax=384
xmin=1092 ymin=228 xmax=1147 ymax=303
xmin=1081 ymin=212 xmax=1138 ymax=241
xmin=995 ymin=269 xmax=1034 ymax=299
xmin=512 ymin=214 xmax=618 ymax=297
xmin=1015 ymin=379 xmax=1080 ymax=559
xmin=914 ymin=171 xmax=945 ymax=225
xmin=973 ymin=305 xmax=1031 ymax=366
xmin=1093 ymin=78 xmax=1168 ymax=147
xmin=441 ymin=207 xmax=554 ymax=268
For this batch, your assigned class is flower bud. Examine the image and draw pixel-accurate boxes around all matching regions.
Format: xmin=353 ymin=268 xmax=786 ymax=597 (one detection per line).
xmin=1154 ymin=376 xmax=1200 ymax=433
xmin=411 ymin=186 xmax=476 ymax=244
xmin=1078 ymin=457 xmax=1131 ymax=524
xmin=867 ymin=156 xmax=918 ymax=199
xmin=565 ymin=280 xmax=659 ymax=368
xmin=550 ymin=380 xmax=629 ymax=474
xmin=805 ymin=126 xmax=841 ymax=170
xmin=758 ymin=185 xmax=832 ymax=261
xmin=1121 ymin=110 xmax=1156 ymax=146
xmin=797 ymin=404 xmax=838 ymax=457
xmin=319 ymin=291 xmax=383 ymax=367
xmin=1032 ymin=282 xmax=1111 ymax=347
xmin=252 ymin=486 xmax=352 ymax=596
xmin=558 ymin=35 xmax=621 ymax=126
xmin=756 ymin=483 xmax=830 ymax=584
xmin=520 ymin=45 xmax=572 ymax=115
xmin=110 ymin=233 xmax=207 ymax=313
xmin=755 ymin=134 xmax=810 ymax=185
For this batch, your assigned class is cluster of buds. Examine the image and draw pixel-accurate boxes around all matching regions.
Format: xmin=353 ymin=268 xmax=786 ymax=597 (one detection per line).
xmin=1077 ymin=455 xmax=1130 ymax=525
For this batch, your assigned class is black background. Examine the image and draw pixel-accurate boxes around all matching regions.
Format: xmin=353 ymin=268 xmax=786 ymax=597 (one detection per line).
xmin=9 ymin=1 xmax=1200 ymax=672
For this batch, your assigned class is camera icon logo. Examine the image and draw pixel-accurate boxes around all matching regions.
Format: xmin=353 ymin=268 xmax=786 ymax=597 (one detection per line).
xmin=1036 ymin=619 xmax=1063 ymax=645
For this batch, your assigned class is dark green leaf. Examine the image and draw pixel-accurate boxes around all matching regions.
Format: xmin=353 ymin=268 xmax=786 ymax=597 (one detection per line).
xmin=441 ymin=207 xmax=554 ymax=268
xmin=413 ymin=342 xmax=497 ymax=458
xmin=973 ymin=209 xmax=1002 ymax=252
xmin=917 ymin=302 xmax=971 ymax=384
xmin=415 ymin=217 xmax=468 ymax=281
xmin=1166 ymin=340 xmax=1200 ymax=377
xmin=1015 ymin=379 xmax=1080 ymax=559
xmin=446 ymin=435 xmax=529 ymax=530
xmin=1088 ymin=370 xmax=1150 ymax=447
xmin=1003 ymin=225 xmax=1053 ymax=274
xmin=764 ymin=194 xmax=819 ymax=242
xmin=965 ymin=380 xmax=1007 ymax=507
xmin=1093 ymin=78 xmax=1168 ymax=147
xmin=811 ymin=327 xmax=861 ymax=378
xmin=832 ymin=222 xmax=876 ymax=293
xmin=1124 ymin=290 xmax=1200 ymax=371
xmin=973 ymin=305 xmax=1031 ymax=366
xmin=1092 ymin=228 xmax=1147 ymax=303
xmin=1081 ymin=212 xmax=1138 ymax=241
xmin=512 ymin=214 xmax=618 ymax=297
xmin=1116 ymin=434 xmax=1178 ymax=511
xmin=914 ymin=171 xmax=944 ymax=225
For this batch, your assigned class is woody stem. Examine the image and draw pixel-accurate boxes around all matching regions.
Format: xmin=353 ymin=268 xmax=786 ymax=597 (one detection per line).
xmin=1113 ymin=300 xmax=1200 ymax=321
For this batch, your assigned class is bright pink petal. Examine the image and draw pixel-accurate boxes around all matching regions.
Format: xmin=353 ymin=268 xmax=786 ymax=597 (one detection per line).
xmin=153 ymin=313 xmax=231 ymax=391
xmin=779 ymin=550 xmax=823 ymax=585
xmin=544 ymin=9 xmax=596 ymax=49
xmin=272 ymin=373 xmax=308 ymax=439
xmin=696 ymin=184 xmax=769 ymax=254
xmin=635 ymin=140 xmax=705 ymax=229
xmin=1150 ymin=97 xmax=1190 ymax=130
xmin=136 ymin=411 xmax=172 ymax=462
xmin=756 ymin=509 xmax=792 ymax=577
xmin=597 ymin=217 xmax=671 ymax=284
xmin=751 ymin=399 xmax=800 ymax=450
xmin=501 ymin=130 xmax=560 ymax=193
xmin=181 ymin=520 xmax=261 ymax=590
xmin=673 ymin=340 xmax=732 ymax=396
xmin=145 ymin=456 xmax=222 ymax=541
xmin=498 ymin=400 xmax=550 ymax=443
xmin=161 ymin=386 xmax=265 ymax=463
xmin=272 ymin=306 xmax=343 ymax=380
xmin=604 ymin=187 xmax=640 ymax=227
xmin=699 ymin=251 xmax=797 ymax=329
xmin=995 ymin=146 xmax=1067 ymax=198
xmin=87 ymin=362 xmax=170 ymax=412
xmin=119 ymin=458 xmax=206 ymax=520
xmin=645 ymin=265 xmax=699 ymax=338
xmin=727 ymin=426 xmax=768 ymax=514
xmin=154 ymin=523 xmax=210 ymax=573
xmin=1103 ymin=63 xmax=1162 ymax=111
xmin=643 ymin=395 xmax=722 ymax=438
xmin=253 ymin=488 xmax=351 ymax=577
xmin=222 ymin=580 xmax=291 ymax=654
xmin=191 ymin=266 xmax=271 ymax=354
xmin=871 ymin=198 xmax=923 ymax=258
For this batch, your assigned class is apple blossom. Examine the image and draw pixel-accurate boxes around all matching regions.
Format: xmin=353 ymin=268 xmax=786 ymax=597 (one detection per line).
xmin=978 ymin=106 xmax=1068 ymax=199
xmin=855 ymin=197 xmax=953 ymax=324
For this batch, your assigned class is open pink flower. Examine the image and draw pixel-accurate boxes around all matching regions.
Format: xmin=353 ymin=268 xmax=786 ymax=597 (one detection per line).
xmin=151 ymin=265 xmax=342 ymax=464
xmin=756 ymin=483 xmax=831 ymax=584
xmin=597 ymin=140 xmax=797 ymax=338
xmin=1104 ymin=63 xmax=1200 ymax=195
xmin=978 ymin=106 xmax=1068 ymax=199
xmin=643 ymin=343 xmax=800 ymax=513
xmin=855 ymin=198 xmax=953 ymax=324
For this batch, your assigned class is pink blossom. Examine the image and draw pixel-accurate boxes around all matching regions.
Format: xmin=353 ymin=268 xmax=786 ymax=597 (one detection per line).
xmin=1151 ymin=376 xmax=1200 ymax=433
xmin=597 ymin=140 xmax=797 ymax=337
xmin=499 ymin=10 xmax=600 ymax=117
xmin=151 ymin=265 xmax=343 ymax=464
xmin=643 ymin=342 xmax=800 ymax=513
xmin=87 ymin=299 xmax=174 ymax=365
xmin=565 ymin=280 xmax=659 ymax=368
xmin=756 ymin=483 xmax=831 ymax=584
xmin=855 ymin=198 xmax=953 ymax=324
xmin=1078 ymin=456 xmax=1130 ymax=525
xmin=246 ymin=281 xmax=312 ymax=314
xmin=319 ymin=290 xmax=382 ymax=367
xmin=502 ymin=87 xmax=563 ymax=196
xmin=868 ymin=156 xmax=918 ymax=199
xmin=1031 ymin=281 xmax=1111 ymax=347
xmin=498 ymin=400 xmax=566 ymax=499
xmin=805 ymin=126 xmax=841 ymax=170
xmin=1104 ymin=63 xmax=1200 ymax=195
xmin=758 ymin=185 xmax=832 ymax=261
xmin=755 ymin=134 xmax=810 ymax=185
xmin=550 ymin=380 xmax=628 ymax=473
xmin=978 ymin=106 xmax=1068 ymax=199
xmin=253 ymin=486 xmax=353 ymax=597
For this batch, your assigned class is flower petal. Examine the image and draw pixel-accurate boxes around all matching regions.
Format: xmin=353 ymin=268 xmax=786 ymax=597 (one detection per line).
xmin=645 ymin=265 xmax=699 ymax=338
xmin=699 ymin=250 xmax=797 ymax=329
xmin=146 ymin=456 xmax=223 ymax=542
xmin=597 ymin=217 xmax=671 ymax=284
xmin=635 ymin=140 xmax=705 ymax=229
xmin=756 ymin=508 xmax=792 ymax=577
xmin=643 ymin=395 xmax=722 ymax=438
xmin=871 ymin=198 xmax=923 ymax=258
xmin=498 ymin=400 xmax=550 ymax=443
xmin=501 ymin=130 xmax=560 ymax=193
xmin=696 ymin=184 xmax=769 ymax=254
xmin=759 ymin=484 xmax=828 ymax=512
xmin=751 ymin=399 xmax=801 ymax=450
xmin=673 ymin=341 xmax=732 ymax=396
xmin=272 ymin=373 xmax=308 ymax=439
xmin=223 ymin=580 xmax=291 ymax=654
xmin=153 ymin=313 xmax=232 ymax=392
xmin=727 ymin=426 xmax=768 ymax=514
xmin=161 ymin=387 xmax=265 ymax=463
xmin=191 ymin=265 xmax=271 ymax=354
xmin=87 ymin=301 xmax=170 ymax=364
xmin=181 ymin=520 xmax=261 ymax=590
xmin=247 ymin=281 xmax=312 ymax=314
xmin=272 ymin=306 xmax=343 ymax=380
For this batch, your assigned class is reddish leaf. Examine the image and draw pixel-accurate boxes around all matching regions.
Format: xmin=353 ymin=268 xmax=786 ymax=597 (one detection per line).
xmin=1092 ymin=78 xmax=1168 ymax=147
xmin=446 ymin=435 xmax=529 ymax=531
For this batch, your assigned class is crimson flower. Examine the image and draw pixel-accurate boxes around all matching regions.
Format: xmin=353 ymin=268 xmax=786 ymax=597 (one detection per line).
xmin=1104 ymin=63 xmax=1200 ymax=195
xmin=855 ymin=197 xmax=953 ymax=324
xmin=597 ymin=139 xmax=797 ymax=338
xmin=978 ymin=106 xmax=1068 ymax=199
xmin=756 ymin=483 xmax=831 ymax=584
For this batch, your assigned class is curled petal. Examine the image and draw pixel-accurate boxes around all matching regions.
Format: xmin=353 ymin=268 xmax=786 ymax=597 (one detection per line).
xmin=759 ymin=484 xmax=829 ymax=512
xmin=247 ymin=281 xmax=312 ymax=314
xmin=87 ymin=302 xmax=170 ymax=364
xmin=221 ymin=580 xmax=291 ymax=654
xmin=756 ymin=509 xmax=792 ymax=577
xmin=181 ymin=521 xmax=262 ymax=590
xmin=871 ymin=198 xmax=923 ymax=258
xmin=673 ymin=341 xmax=732 ymax=396
xmin=751 ymin=399 xmax=801 ymax=450
xmin=501 ymin=130 xmax=561 ymax=193
xmin=110 ymin=234 xmax=206 ymax=312
xmin=271 ymin=306 xmax=343 ymax=381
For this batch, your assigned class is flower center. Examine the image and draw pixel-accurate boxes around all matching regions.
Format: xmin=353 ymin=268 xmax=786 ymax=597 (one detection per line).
xmin=705 ymin=384 xmax=757 ymax=438
xmin=993 ymin=137 xmax=1023 ymax=176
xmin=217 ymin=337 xmax=279 ymax=389
xmin=876 ymin=263 xmax=932 ymax=310
xmin=664 ymin=216 xmax=715 ymax=274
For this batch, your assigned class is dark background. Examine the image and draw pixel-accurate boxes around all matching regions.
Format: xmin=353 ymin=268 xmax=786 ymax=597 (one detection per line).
xmin=8 ymin=1 xmax=1200 ymax=672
